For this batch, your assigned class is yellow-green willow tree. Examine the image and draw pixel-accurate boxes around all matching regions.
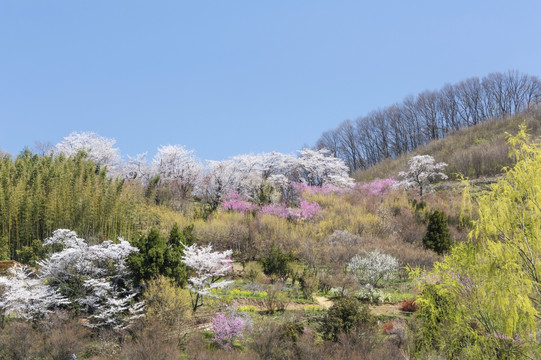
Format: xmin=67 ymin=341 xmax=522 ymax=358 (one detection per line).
xmin=413 ymin=125 xmax=541 ymax=359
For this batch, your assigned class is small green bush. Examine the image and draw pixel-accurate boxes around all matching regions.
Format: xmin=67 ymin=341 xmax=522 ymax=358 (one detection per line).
xmin=260 ymin=243 xmax=294 ymax=281
xmin=320 ymin=296 xmax=376 ymax=341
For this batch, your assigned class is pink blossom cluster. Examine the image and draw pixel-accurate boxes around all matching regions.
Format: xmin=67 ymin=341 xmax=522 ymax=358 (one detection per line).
xmin=211 ymin=312 xmax=247 ymax=349
xmin=360 ymin=178 xmax=398 ymax=195
xmin=221 ymin=190 xmax=321 ymax=220
xmin=221 ymin=191 xmax=258 ymax=214
xmin=260 ymin=199 xmax=321 ymax=220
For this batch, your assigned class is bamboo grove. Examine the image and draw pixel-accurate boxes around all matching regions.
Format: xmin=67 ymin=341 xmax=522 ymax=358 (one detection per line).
xmin=0 ymin=150 xmax=140 ymax=260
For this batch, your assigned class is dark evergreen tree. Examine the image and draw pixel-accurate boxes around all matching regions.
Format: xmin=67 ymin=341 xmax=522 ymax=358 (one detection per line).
xmin=164 ymin=224 xmax=188 ymax=287
xmin=423 ymin=210 xmax=452 ymax=255
xmin=260 ymin=243 xmax=293 ymax=282
xmin=128 ymin=228 xmax=167 ymax=284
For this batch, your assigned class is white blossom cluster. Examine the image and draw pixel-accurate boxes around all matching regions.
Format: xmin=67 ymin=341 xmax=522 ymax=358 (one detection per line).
xmin=398 ymin=155 xmax=448 ymax=196
xmin=0 ymin=229 xmax=143 ymax=330
xmin=55 ymin=131 xmax=121 ymax=169
xmin=0 ymin=266 xmax=69 ymax=321
xmin=348 ymin=250 xmax=400 ymax=287
xmin=355 ymin=284 xmax=392 ymax=304
xmin=54 ymin=132 xmax=353 ymax=203
xmin=182 ymin=243 xmax=233 ymax=297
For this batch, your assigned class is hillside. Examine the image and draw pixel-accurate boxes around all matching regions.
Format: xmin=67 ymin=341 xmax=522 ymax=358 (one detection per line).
xmin=354 ymin=109 xmax=541 ymax=182
xmin=1 ymin=113 xmax=540 ymax=359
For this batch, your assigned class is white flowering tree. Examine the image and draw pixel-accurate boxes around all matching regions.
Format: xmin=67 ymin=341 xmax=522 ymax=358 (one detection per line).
xmin=296 ymin=148 xmax=354 ymax=187
xmin=36 ymin=229 xmax=144 ymax=330
xmin=398 ymin=155 xmax=448 ymax=196
xmin=55 ymin=131 xmax=121 ymax=170
xmin=348 ymin=250 xmax=399 ymax=287
xmin=153 ymin=144 xmax=204 ymax=198
xmin=122 ymin=152 xmax=152 ymax=182
xmin=0 ymin=266 xmax=69 ymax=322
xmin=197 ymin=149 xmax=354 ymax=208
xmin=182 ymin=243 xmax=233 ymax=312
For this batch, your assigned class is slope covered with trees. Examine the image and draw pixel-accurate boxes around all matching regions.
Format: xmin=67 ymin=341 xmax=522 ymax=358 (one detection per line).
xmin=1 ymin=74 xmax=541 ymax=359
xmin=316 ymin=70 xmax=541 ymax=172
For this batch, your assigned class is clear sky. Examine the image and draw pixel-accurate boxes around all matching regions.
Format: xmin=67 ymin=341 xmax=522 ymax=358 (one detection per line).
xmin=1 ymin=1 xmax=541 ymax=161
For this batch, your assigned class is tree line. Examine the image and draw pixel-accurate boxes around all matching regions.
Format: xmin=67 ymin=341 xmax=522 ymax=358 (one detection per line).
xmin=315 ymin=70 xmax=541 ymax=172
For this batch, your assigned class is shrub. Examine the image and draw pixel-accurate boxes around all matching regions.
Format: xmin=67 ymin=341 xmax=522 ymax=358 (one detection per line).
xmin=0 ymin=321 xmax=39 ymax=360
xmin=355 ymin=284 xmax=391 ymax=304
xmin=120 ymin=321 xmax=182 ymax=360
xmin=260 ymin=243 xmax=293 ymax=281
xmin=38 ymin=312 xmax=90 ymax=360
xmin=423 ymin=210 xmax=452 ymax=255
xmin=257 ymin=281 xmax=290 ymax=313
xmin=141 ymin=275 xmax=192 ymax=335
xmin=243 ymin=262 xmax=264 ymax=282
xmin=399 ymin=299 xmax=419 ymax=313
xmin=299 ymin=270 xmax=319 ymax=300
xmin=320 ymin=296 xmax=376 ymax=341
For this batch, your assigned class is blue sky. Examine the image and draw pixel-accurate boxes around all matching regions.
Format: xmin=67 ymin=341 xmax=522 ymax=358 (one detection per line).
xmin=1 ymin=1 xmax=541 ymax=161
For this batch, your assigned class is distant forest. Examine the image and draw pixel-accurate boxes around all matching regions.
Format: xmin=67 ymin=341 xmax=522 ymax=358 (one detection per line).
xmin=315 ymin=70 xmax=541 ymax=171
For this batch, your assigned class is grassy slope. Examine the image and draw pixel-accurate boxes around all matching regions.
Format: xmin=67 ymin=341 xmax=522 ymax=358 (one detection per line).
xmin=353 ymin=111 xmax=541 ymax=183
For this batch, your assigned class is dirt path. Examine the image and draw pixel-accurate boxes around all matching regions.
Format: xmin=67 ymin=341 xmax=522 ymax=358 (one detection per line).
xmin=314 ymin=296 xmax=333 ymax=309
xmin=228 ymin=296 xmax=403 ymax=315
xmin=369 ymin=304 xmax=402 ymax=316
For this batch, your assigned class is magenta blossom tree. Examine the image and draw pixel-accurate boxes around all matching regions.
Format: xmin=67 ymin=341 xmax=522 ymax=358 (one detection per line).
xmin=360 ymin=178 xmax=399 ymax=195
xmin=211 ymin=311 xmax=250 ymax=349
xmin=221 ymin=191 xmax=259 ymax=214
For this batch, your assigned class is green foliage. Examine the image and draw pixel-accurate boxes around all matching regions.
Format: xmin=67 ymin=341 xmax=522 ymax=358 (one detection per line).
xmin=164 ymin=224 xmax=189 ymax=287
xmin=423 ymin=210 xmax=452 ymax=255
xmin=129 ymin=224 xmax=193 ymax=287
xmin=260 ymin=243 xmax=294 ymax=281
xmin=142 ymin=275 xmax=191 ymax=332
xmin=16 ymin=239 xmax=46 ymax=265
xmin=279 ymin=320 xmax=305 ymax=343
xmin=412 ymin=126 xmax=541 ymax=359
xmin=320 ymin=296 xmax=375 ymax=341
xmin=129 ymin=228 xmax=167 ymax=283
xmin=299 ymin=269 xmax=319 ymax=300
xmin=0 ymin=235 xmax=8 ymax=261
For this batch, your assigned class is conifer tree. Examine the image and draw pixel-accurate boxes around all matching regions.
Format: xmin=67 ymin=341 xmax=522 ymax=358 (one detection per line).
xmin=423 ymin=210 xmax=452 ymax=255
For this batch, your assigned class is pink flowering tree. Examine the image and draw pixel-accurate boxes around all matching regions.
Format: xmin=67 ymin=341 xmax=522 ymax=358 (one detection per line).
xmin=221 ymin=191 xmax=259 ymax=214
xmin=260 ymin=199 xmax=321 ymax=221
xmin=360 ymin=178 xmax=399 ymax=195
xmin=181 ymin=243 xmax=233 ymax=312
xmin=210 ymin=311 xmax=251 ymax=349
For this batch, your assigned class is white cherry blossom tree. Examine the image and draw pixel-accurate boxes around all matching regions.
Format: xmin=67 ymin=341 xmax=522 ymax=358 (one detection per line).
xmin=36 ymin=229 xmax=144 ymax=330
xmin=0 ymin=266 xmax=69 ymax=322
xmin=348 ymin=250 xmax=399 ymax=288
xmin=153 ymin=144 xmax=204 ymax=198
xmin=398 ymin=155 xmax=448 ymax=196
xmin=55 ymin=131 xmax=121 ymax=170
xmin=182 ymin=243 xmax=233 ymax=312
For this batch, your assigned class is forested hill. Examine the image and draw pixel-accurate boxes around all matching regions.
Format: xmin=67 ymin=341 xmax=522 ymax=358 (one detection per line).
xmin=354 ymin=110 xmax=541 ymax=182
xmin=315 ymin=70 xmax=541 ymax=173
